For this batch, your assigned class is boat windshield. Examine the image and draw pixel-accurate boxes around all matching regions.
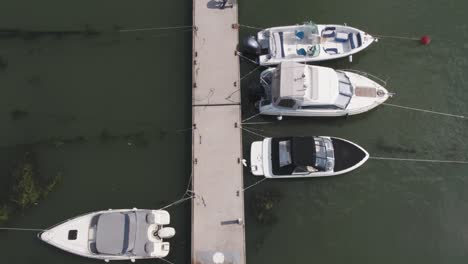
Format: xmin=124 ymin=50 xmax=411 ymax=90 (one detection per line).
xmin=334 ymin=71 xmax=353 ymax=109
xmin=304 ymin=21 xmax=319 ymax=35
xmin=314 ymin=137 xmax=334 ymax=171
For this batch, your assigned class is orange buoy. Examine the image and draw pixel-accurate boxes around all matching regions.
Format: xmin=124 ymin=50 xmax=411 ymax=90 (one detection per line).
xmin=420 ymin=35 xmax=431 ymax=45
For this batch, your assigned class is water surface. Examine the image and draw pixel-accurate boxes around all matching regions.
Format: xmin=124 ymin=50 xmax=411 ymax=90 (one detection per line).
xmin=1 ymin=0 xmax=468 ymax=263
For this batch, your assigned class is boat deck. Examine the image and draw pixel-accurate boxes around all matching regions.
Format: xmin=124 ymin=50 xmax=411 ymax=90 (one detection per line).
xmin=192 ymin=1 xmax=246 ymax=264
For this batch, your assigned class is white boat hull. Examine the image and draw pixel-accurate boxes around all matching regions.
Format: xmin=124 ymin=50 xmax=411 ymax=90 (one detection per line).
xmin=39 ymin=209 xmax=174 ymax=261
xmin=250 ymin=137 xmax=369 ymax=178
xmin=258 ymin=65 xmax=390 ymax=117
xmin=253 ymin=23 xmax=376 ymax=66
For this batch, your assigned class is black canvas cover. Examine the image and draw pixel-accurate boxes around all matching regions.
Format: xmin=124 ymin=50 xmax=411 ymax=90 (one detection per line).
xmin=331 ymin=138 xmax=366 ymax=171
xmin=291 ymin=137 xmax=316 ymax=166
xmin=271 ymin=137 xmax=316 ymax=175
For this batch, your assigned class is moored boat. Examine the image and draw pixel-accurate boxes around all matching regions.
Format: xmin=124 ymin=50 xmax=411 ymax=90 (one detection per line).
xmin=257 ymin=61 xmax=391 ymax=118
xmin=244 ymin=21 xmax=376 ymax=66
xmin=250 ymin=136 xmax=369 ymax=178
xmin=38 ymin=209 xmax=175 ymax=262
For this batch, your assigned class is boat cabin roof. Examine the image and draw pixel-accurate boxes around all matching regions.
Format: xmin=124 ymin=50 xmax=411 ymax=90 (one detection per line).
xmin=271 ymin=62 xmax=352 ymax=109
xmin=94 ymin=211 xmax=154 ymax=256
xmin=96 ymin=213 xmax=132 ymax=255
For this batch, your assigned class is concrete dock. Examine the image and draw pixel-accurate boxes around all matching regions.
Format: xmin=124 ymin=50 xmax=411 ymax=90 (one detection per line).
xmin=192 ymin=0 xmax=246 ymax=264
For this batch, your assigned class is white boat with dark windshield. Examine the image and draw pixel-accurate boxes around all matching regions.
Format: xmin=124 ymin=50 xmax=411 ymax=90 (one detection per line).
xmin=244 ymin=21 xmax=376 ymax=66
xmin=250 ymin=136 xmax=369 ymax=178
xmin=38 ymin=209 xmax=175 ymax=262
xmin=257 ymin=61 xmax=390 ymax=118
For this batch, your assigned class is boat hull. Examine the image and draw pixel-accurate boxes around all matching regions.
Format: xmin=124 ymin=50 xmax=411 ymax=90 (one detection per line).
xmin=250 ymin=137 xmax=369 ymax=178
xmin=252 ymin=23 xmax=376 ymax=66
xmin=257 ymin=66 xmax=390 ymax=117
xmin=39 ymin=209 xmax=172 ymax=261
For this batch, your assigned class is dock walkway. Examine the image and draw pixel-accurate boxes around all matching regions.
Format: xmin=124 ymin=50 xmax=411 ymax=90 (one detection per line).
xmin=192 ymin=1 xmax=246 ymax=264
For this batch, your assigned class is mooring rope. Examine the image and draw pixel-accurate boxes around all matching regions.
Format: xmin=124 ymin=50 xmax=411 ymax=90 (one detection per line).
xmin=241 ymin=177 xmax=268 ymax=192
xmin=158 ymin=171 xmax=197 ymax=210
xmin=236 ymin=51 xmax=259 ymax=65
xmin=383 ymin=103 xmax=466 ymax=119
xmin=242 ymin=112 xmax=262 ymax=123
xmin=159 ymin=195 xmax=194 ymax=210
xmin=241 ymin=121 xmax=273 ymax=125
xmin=240 ymin=65 xmax=262 ymax=81
xmin=372 ymin=34 xmax=420 ymax=41
xmin=118 ymin=25 xmax=194 ymax=33
xmin=0 ymin=227 xmax=45 ymax=231
xmin=238 ymin=24 xmax=265 ymax=31
xmin=241 ymin=126 xmax=267 ymax=138
xmin=157 ymin=257 xmax=177 ymax=264
xmin=370 ymin=156 xmax=468 ymax=164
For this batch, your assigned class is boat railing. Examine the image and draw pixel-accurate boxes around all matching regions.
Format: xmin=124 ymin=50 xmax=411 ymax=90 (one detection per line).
xmin=339 ymin=69 xmax=388 ymax=86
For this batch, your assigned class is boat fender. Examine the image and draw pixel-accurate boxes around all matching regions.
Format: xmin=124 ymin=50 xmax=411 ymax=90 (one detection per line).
xmin=420 ymin=35 xmax=431 ymax=45
xmin=349 ymin=55 xmax=353 ymax=63
xmin=277 ymin=115 xmax=283 ymax=121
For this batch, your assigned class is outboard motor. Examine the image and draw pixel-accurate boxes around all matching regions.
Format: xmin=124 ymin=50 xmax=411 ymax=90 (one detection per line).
xmin=243 ymin=36 xmax=262 ymax=55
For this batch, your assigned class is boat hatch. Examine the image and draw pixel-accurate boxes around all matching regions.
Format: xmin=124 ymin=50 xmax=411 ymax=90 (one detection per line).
xmin=68 ymin=230 xmax=78 ymax=240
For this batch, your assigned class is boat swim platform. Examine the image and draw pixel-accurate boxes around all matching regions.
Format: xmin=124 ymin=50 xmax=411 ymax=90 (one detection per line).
xmin=192 ymin=1 xmax=246 ymax=264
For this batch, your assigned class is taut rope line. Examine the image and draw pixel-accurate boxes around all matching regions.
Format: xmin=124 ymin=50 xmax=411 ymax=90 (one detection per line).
xmin=238 ymin=24 xmax=265 ymax=30
xmin=372 ymin=34 xmax=420 ymax=41
xmin=0 ymin=227 xmax=44 ymax=231
xmin=383 ymin=103 xmax=466 ymax=119
xmin=118 ymin=25 xmax=194 ymax=33
xmin=370 ymin=156 xmax=468 ymax=164
xmin=241 ymin=178 xmax=268 ymax=192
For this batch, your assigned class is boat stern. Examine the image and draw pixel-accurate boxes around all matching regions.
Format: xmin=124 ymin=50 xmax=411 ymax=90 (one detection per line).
xmin=250 ymin=141 xmax=264 ymax=176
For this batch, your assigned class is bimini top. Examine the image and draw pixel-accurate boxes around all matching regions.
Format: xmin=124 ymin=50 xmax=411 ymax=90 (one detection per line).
xmin=271 ymin=137 xmax=334 ymax=175
xmin=271 ymin=62 xmax=353 ymax=109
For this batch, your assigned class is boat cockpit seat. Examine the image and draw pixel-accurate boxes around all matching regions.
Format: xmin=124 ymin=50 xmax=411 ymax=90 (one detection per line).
xmin=158 ymin=227 xmax=176 ymax=239
xmin=296 ymin=48 xmax=307 ymax=56
xmin=144 ymin=242 xmax=154 ymax=254
xmin=325 ymin=48 xmax=338 ymax=54
xmin=153 ymin=242 xmax=170 ymax=257
xmin=335 ymin=32 xmax=349 ymax=42
xmin=349 ymin=33 xmax=356 ymax=49
xmin=295 ymin=30 xmax=305 ymax=40
xmin=322 ymin=27 xmax=336 ymax=38
xmin=154 ymin=210 xmax=170 ymax=225
xmin=146 ymin=213 xmax=155 ymax=224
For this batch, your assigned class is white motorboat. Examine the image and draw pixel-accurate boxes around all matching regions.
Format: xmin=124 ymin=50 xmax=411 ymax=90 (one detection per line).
xmin=244 ymin=21 xmax=376 ymax=66
xmin=38 ymin=209 xmax=175 ymax=262
xmin=257 ymin=61 xmax=390 ymax=118
xmin=250 ymin=136 xmax=369 ymax=178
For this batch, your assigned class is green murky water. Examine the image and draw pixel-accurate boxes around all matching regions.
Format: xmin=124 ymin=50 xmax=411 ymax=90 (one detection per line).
xmin=1 ymin=0 xmax=468 ymax=263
